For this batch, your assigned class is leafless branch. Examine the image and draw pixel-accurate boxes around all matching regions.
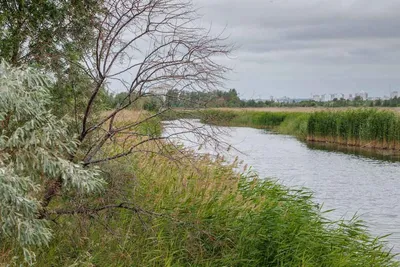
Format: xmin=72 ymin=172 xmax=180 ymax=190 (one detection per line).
xmin=43 ymin=0 xmax=233 ymax=208
xmin=77 ymin=0 xmax=232 ymax=147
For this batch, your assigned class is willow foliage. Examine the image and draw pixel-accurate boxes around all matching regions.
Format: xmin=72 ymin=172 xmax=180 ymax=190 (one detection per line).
xmin=0 ymin=62 xmax=104 ymax=264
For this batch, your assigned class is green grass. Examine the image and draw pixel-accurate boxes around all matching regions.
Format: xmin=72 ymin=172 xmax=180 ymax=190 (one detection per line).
xmin=9 ymin=148 xmax=395 ymax=266
xmin=200 ymin=110 xmax=293 ymax=127
xmin=196 ymin=108 xmax=400 ymax=149
xmin=199 ymin=109 xmax=310 ymax=139
xmin=308 ymin=109 xmax=400 ymax=149
xmin=1 ymin=110 xmax=398 ymax=266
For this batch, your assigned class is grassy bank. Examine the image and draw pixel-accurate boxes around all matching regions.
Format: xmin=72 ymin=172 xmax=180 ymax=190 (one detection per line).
xmin=198 ymin=109 xmax=310 ymax=138
xmin=33 ymin=150 xmax=398 ymax=266
xmin=197 ymin=108 xmax=400 ymax=150
xmin=2 ymin=110 xmax=398 ymax=266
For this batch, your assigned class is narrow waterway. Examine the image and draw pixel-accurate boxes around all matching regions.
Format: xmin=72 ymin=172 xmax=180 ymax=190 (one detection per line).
xmin=163 ymin=120 xmax=400 ymax=254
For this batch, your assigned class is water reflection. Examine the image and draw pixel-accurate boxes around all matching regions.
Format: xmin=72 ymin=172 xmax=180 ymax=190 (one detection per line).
xmin=306 ymin=141 xmax=400 ymax=163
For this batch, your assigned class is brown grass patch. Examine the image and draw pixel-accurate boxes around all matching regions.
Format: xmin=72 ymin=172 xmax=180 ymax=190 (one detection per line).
xmin=101 ymin=109 xmax=151 ymax=124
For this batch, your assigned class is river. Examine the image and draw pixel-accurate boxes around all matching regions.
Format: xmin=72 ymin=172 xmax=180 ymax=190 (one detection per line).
xmin=163 ymin=119 xmax=400 ymax=254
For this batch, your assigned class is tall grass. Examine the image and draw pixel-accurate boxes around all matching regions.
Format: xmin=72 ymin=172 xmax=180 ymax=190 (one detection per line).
xmin=10 ymin=144 xmax=396 ymax=266
xmin=201 ymin=110 xmax=299 ymax=128
xmin=308 ymin=109 xmax=400 ymax=149
xmin=198 ymin=108 xmax=400 ymax=149
xmin=200 ymin=109 xmax=310 ymax=138
xmin=2 ymin=109 xmax=398 ymax=265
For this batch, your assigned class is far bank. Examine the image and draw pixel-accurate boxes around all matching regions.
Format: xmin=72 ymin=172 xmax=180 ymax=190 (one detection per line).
xmin=169 ymin=108 xmax=400 ymax=151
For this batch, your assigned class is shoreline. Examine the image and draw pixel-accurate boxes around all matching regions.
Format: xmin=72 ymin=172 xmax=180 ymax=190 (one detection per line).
xmin=182 ymin=108 xmax=400 ymax=153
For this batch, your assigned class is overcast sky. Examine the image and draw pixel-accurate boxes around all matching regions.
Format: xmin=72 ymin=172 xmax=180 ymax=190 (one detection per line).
xmin=195 ymin=0 xmax=400 ymax=99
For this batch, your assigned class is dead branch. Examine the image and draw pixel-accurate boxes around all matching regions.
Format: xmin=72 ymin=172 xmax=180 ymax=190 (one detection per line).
xmin=78 ymin=0 xmax=232 ymax=151
xmin=43 ymin=0 xmax=233 ymax=208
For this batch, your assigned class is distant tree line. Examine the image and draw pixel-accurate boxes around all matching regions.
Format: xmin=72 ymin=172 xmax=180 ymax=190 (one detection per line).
xmin=108 ymin=89 xmax=273 ymax=110
xmin=294 ymin=96 xmax=400 ymax=108
xmin=108 ymin=89 xmax=400 ymax=110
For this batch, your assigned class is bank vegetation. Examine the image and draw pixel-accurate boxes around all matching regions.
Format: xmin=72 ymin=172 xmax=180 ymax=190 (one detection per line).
xmin=197 ymin=108 xmax=400 ymax=150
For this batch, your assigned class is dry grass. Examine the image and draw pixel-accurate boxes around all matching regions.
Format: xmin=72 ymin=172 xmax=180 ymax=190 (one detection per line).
xmin=101 ymin=109 xmax=151 ymax=123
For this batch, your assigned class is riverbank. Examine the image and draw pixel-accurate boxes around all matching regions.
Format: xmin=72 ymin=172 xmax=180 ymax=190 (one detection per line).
xmin=2 ymin=110 xmax=398 ymax=265
xmin=211 ymin=107 xmax=400 ymax=113
xmin=195 ymin=108 xmax=400 ymax=151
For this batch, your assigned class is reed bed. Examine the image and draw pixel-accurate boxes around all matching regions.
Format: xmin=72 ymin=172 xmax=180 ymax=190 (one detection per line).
xmin=198 ymin=108 xmax=400 ymax=150
xmin=28 ymin=141 xmax=398 ymax=266
xmin=308 ymin=109 xmax=400 ymax=149
xmin=201 ymin=109 xmax=299 ymax=128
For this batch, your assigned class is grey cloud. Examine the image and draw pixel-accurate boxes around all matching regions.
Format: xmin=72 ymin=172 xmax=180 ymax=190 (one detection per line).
xmin=284 ymin=17 xmax=400 ymax=41
xmin=194 ymin=0 xmax=400 ymax=98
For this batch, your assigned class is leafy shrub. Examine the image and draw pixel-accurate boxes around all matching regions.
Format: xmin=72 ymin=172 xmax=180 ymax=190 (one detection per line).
xmin=0 ymin=62 xmax=104 ymax=264
xmin=143 ymin=97 xmax=163 ymax=112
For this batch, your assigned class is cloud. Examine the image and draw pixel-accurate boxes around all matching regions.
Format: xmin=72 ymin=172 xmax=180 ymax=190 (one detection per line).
xmin=195 ymin=0 xmax=400 ymax=98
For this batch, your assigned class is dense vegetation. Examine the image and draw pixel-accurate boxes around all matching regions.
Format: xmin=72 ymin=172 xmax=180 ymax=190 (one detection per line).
xmin=110 ymin=88 xmax=400 ymax=109
xmin=198 ymin=109 xmax=310 ymax=138
xmin=308 ymin=109 xmax=400 ymax=149
xmin=1 ymin=0 xmax=399 ymax=265
xmin=0 ymin=63 xmax=104 ymax=264
xmin=198 ymin=108 xmax=400 ymax=149
xmin=275 ymin=97 xmax=400 ymax=108
xmin=2 ymin=113 xmax=396 ymax=266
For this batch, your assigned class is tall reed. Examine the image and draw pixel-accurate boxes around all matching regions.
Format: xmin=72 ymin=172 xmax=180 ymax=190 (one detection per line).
xmin=25 ymin=144 xmax=399 ymax=266
xmin=198 ymin=108 xmax=400 ymax=150
xmin=308 ymin=109 xmax=400 ymax=149
xmin=200 ymin=109 xmax=303 ymax=129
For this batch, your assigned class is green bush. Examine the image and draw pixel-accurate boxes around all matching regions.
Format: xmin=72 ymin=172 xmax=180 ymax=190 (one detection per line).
xmin=0 ymin=62 xmax=103 ymax=264
xmin=143 ymin=97 xmax=163 ymax=112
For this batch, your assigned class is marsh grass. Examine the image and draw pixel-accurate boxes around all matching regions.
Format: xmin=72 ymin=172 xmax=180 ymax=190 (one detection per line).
xmin=28 ymin=143 xmax=398 ymax=266
xmin=1 ymin=110 xmax=398 ymax=266
xmin=200 ymin=109 xmax=290 ymax=128
xmin=307 ymin=109 xmax=400 ymax=149
xmin=199 ymin=108 xmax=400 ymax=150
xmin=7 ymin=141 xmax=393 ymax=266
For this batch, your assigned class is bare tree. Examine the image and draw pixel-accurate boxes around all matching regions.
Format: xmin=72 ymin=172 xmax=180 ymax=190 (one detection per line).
xmin=42 ymin=0 xmax=232 ymax=208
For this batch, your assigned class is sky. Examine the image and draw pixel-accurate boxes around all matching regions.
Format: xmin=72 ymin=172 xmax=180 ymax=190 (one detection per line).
xmin=194 ymin=0 xmax=400 ymax=99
